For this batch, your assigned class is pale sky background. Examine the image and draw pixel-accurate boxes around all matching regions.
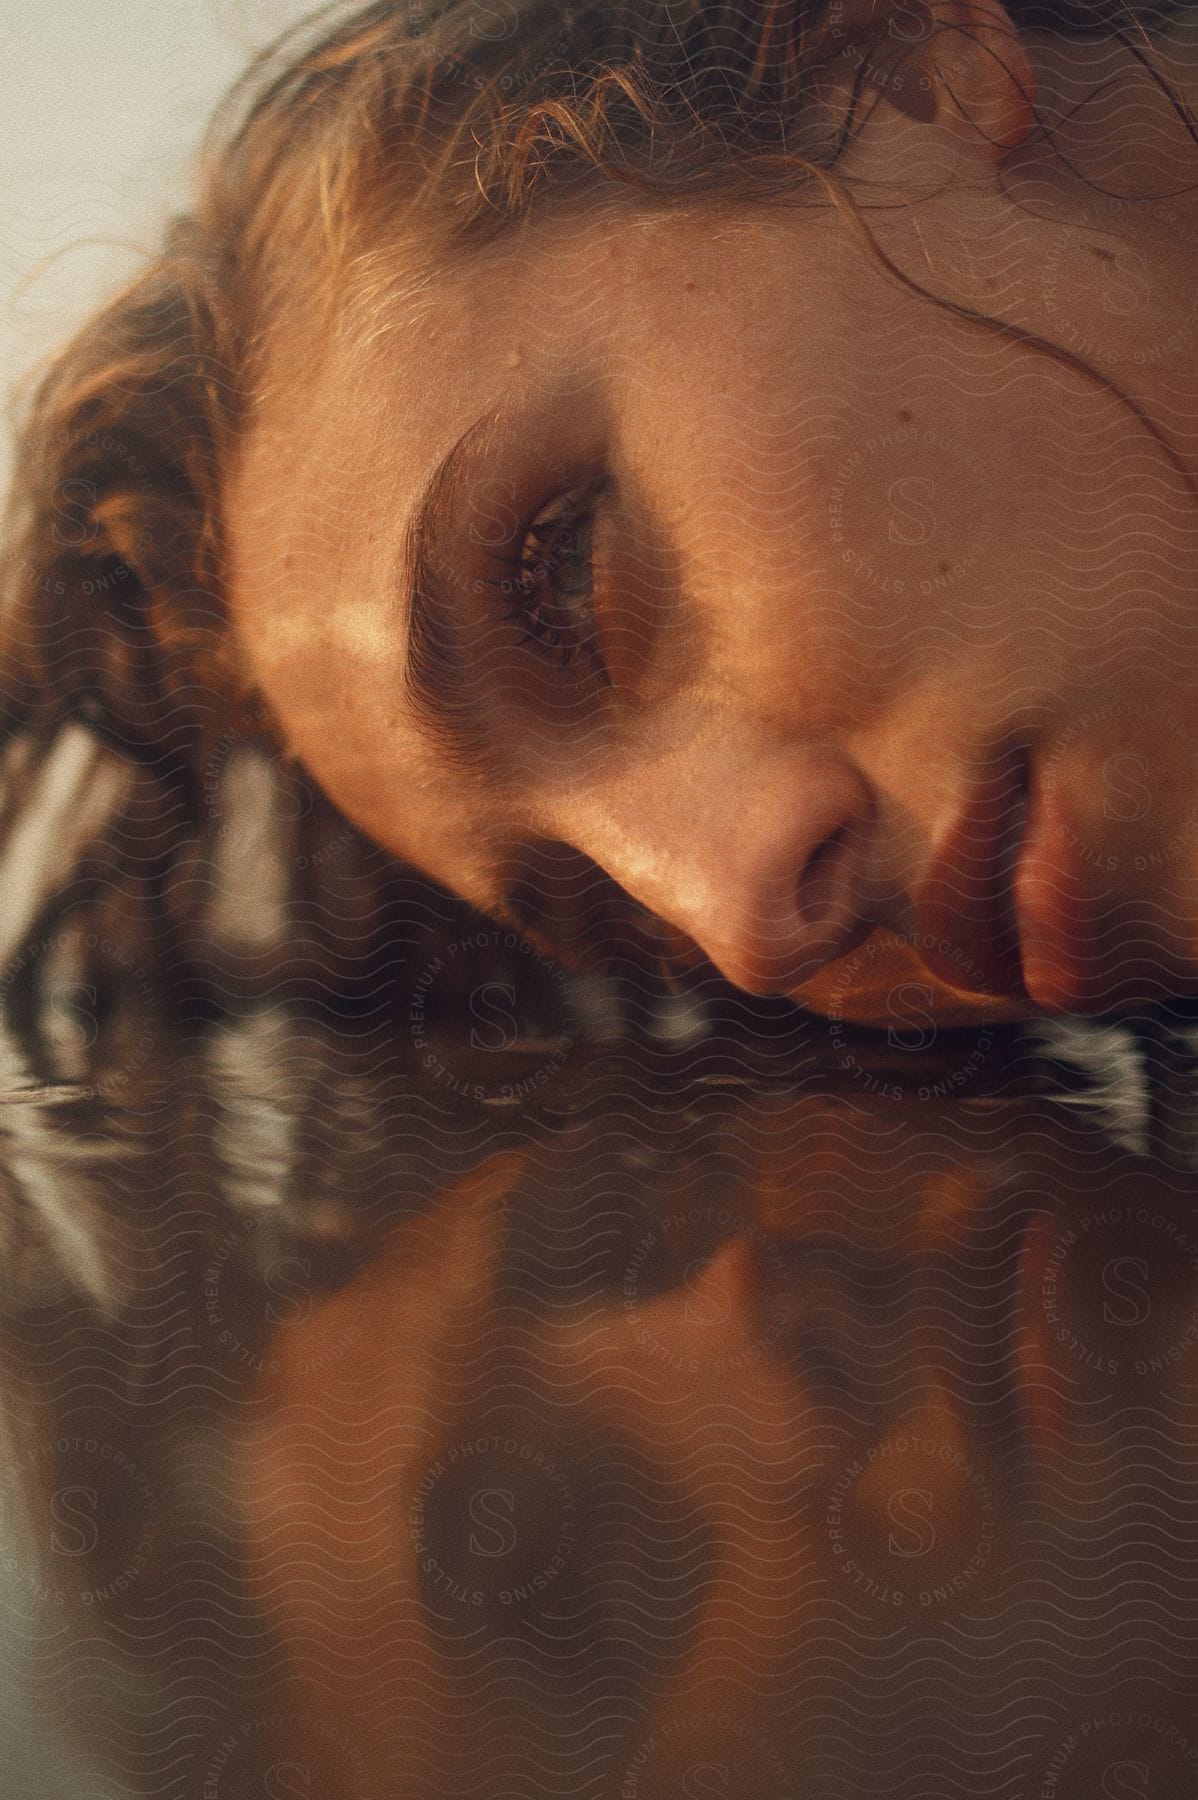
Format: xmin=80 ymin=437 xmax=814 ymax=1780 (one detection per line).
xmin=0 ymin=0 xmax=317 ymax=496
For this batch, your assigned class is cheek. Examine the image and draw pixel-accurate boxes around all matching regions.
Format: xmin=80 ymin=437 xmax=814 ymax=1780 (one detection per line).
xmin=226 ymin=579 xmax=498 ymax=891
xmin=225 ymin=440 xmax=408 ymax=804
xmin=826 ymin=435 xmax=986 ymax=610
xmin=796 ymin=255 xmax=1198 ymax=684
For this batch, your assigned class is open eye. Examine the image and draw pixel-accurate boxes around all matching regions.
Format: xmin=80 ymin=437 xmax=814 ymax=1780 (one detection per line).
xmin=489 ymin=474 xmax=610 ymax=677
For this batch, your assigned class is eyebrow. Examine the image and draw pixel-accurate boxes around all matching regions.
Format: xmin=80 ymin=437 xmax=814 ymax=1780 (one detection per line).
xmin=401 ymin=406 xmax=508 ymax=776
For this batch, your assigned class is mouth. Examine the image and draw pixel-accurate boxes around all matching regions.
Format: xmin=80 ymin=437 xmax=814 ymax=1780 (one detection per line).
xmin=912 ymin=744 xmax=1198 ymax=1017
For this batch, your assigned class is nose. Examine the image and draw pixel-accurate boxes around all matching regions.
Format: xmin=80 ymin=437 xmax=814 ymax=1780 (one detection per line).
xmin=709 ymin=756 xmax=879 ymax=994
xmin=551 ymin=735 xmax=878 ymax=997
xmin=548 ymin=705 xmax=1198 ymax=1013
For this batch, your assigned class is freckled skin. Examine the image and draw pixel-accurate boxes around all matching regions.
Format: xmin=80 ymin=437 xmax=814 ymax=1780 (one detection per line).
xmin=224 ymin=19 xmax=1198 ymax=1023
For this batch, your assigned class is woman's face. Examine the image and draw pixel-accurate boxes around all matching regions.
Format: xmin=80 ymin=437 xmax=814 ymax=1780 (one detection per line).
xmin=225 ymin=49 xmax=1198 ymax=1023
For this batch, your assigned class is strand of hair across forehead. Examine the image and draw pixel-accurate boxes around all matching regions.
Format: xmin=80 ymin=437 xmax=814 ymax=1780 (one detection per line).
xmin=801 ymin=154 xmax=1198 ymax=501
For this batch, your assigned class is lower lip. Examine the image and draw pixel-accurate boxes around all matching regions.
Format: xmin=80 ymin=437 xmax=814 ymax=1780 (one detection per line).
xmin=913 ymin=915 xmax=1028 ymax=1002
xmin=796 ymin=931 xmax=1040 ymax=1026
xmin=910 ymin=871 xmax=1029 ymax=1003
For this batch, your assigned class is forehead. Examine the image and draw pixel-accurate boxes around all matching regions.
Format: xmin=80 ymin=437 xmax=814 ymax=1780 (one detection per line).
xmin=243 ymin=194 xmax=852 ymax=495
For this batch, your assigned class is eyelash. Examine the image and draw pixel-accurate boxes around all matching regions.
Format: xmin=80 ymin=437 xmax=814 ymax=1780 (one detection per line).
xmin=482 ymin=475 xmax=608 ymax=674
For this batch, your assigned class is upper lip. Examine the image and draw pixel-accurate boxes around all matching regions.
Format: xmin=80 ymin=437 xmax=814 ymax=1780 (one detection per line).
xmin=1013 ymin=758 xmax=1196 ymax=1013
xmin=1011 ymin=757 xmax=1099 ymax=1011
xmin=911 ymin=747 xmax=1031 ymax=1002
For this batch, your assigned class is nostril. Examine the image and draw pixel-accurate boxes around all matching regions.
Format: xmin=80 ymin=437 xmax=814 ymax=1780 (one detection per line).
xmin=796 ymin=823 xmax=859 ymax=934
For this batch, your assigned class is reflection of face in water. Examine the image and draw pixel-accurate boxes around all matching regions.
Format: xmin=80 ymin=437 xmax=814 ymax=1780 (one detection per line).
xmin=0 ymin=1012 xmax=1195 ymax=1793
xmin=213 ymin=1079 xmax=1198 ymax=1798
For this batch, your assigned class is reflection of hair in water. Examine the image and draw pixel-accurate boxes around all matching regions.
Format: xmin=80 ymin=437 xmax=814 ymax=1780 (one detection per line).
xmin=0 ymin=1016 xmax=499 ymax=1791
xmin=1 ymin=0 xmax=1196 ymax=1018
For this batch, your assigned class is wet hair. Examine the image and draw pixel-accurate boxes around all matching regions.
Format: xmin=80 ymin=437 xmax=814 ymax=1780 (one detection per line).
xmin=0 ymin=0 xmax=1195 ymax=1020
